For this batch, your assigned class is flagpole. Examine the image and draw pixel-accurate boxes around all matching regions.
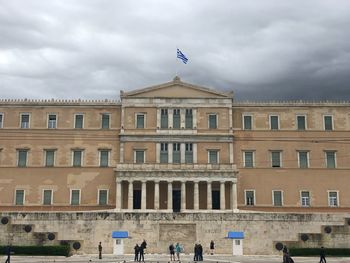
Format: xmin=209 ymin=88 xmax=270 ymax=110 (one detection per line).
xmin=175 ymin=46 xmax=178 ymax=78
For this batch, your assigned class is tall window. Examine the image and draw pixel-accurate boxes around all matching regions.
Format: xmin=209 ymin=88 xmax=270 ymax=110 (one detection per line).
xmin=270 ymin=115 xmax=279 ymax=130
xmin=245 ymin=190 xmax=255 ymax=206
xmin=271 ymin=151 xmax=281 ymax=168
xmin=15 ymin=189 xmax=25 ymax=205
xmin=185 ymin=143 xmax=193 ymax=163
xmin=208 ymin=150 xmax=218 ymax=164
xmin=160 ymin=109 xmax=168 ymax=129
xmin=243 ymin=151 xmax=254 ymax=168
xmin=20 ymin=113 xmax=30 ymax=128
xmin=43 ymin=190 xmax=53 ymax=205
xmin=160 ymin=143 xmax=168 ymax=163
xmin=243 ymin=115 xmax=252 ymax=130
xmin=99 ymin=150 xmax=109 ymax=167
xmin=325 ymin=151 xmax=336 ymax=168
xmin=301 ymin=191 xmax=310 ymax=207
xmin=17 ymin=149 xmax=28 ymax=167
xmin=185 ymin=109 xmax=193 ymax=129
xmin=328 ymin=191 xmax=339 ymax=207
xmin=136 ymin=113 xmax=145 ymax=129
xmin=135 ymin=150 xmax=145 ymax=163
xmin=297 ymin=115 xmax=306 ymax=130
xmin=0 ymin=113 xmax=3 ymax=128
xmin=98 ymin=189 xmax=108 ymax=205
xmin=173 ymin=109 xmax=180 ymax=129
xmin=298 ymin=151 xmax=309 ymax=168
xmin=75 ymin=114 xmax=84 ymax=129
xmin=208 ymin=114 xmax=217 ymax=129
xmin=72 ymin=150 xmax=83 ymax=167
xmin=173 ymin=143 xmax=181 ymax=164
xmin=324 ymin=115 xmax=333 ymax=131
xmin=70 ymin=189 xmax=80 ymax=205
xmin=45 ymin=150 xmax=55 ymax=167
xmin=273 ymin=190 xmax=283 ymax=206
xmin=48 ymin=114 xmax=57 ymax=129
xmin=101 ymin=114 xmax=110 ymax=129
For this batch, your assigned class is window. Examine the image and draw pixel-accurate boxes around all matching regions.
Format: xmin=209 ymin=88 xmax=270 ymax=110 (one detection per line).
xmin=0 ymin=113 xmax=3 ymax=128
xmin=324 ymin=115 xmax=333 ymax=131
xmin=298 ymin=151 xmax=309 ymax=168
xmin=15 ymin=189 xmax=25 ymax=205
xmin=160 ymin=109 xmax=168 ymax=129
xmin=99 ymin=150 xmax=109 ymax=167
xmin=328 ymin=191 xmax=339 ymax=207
xmin=185 ymin=109 xmax=193 ymax=129
xmin=17 ymin=149 xmax=28 ymax=167
xmin=208 ymin=114 xmax=217 ymax=129
xmin=270 ymin=115 xmax=279 ymax=130
xmin=173 ymin=143 xmax=181 ymax=164
xmin=301 ymin=191 xmax=310 ymax=207
xmin=243 ymin=115 xmax=252 ymax=130
xmin=185 ymin=143 xmax=193 ymax=163
xmin=135 ymin=150 xmax=145 ymax=163
xmin=48 ymin=114 xmax=57 ymax=129
xmin=297 ymin=115 xmax=306 ymax=130
xmin=98 ymin=189 xmax=108 ymax=205
xmin=45 ymin=150 xmax=55 ymax=167
xmin=273 ymin=190 xmax=283 ymax=206
xmin=208 ymin=150 xmax=219 ymax=164
xmin=72 ymin=150 xmax=83 ymax=167
xmin=43 ymin=190 xmax=53 ymax=205
xmin=160 ymin=143 xmax=168 ymax=163
xmin=101 ymin=114 xmax=110 ymax=129
xmin=70 ymin=189 xmax=80 ymax=205
xmin=75 ymin=114 xmax=84 ymax=129
xmin=325 ymin=151 xmax=336 ymax=168
xmin=20 ymin=113 xmax=30 ymax=128
xmin=173 ymin=109 xmax=180 ymax=129
xmin=245 ymin=190 xmax=255 ymax=206
xmin=136 ymin=114 xmax=145 ymax=129
xmin=243 ymin=151 xmax=254 ymax=168
xmin=271 ymin=151 xmax=281 ymax=168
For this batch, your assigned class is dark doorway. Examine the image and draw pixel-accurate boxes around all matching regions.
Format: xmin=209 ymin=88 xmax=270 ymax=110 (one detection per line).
xmin=212 ymin=190 xmax=220 ymax=209
xmin=133 ymin=190 xmax=141 ymax=209
xmin=173 ymin=190 xmax=181 ymax=212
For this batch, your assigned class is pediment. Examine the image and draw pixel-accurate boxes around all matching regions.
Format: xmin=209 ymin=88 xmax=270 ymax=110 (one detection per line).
xmin=121 ymin=77 xmax=233 ymax=99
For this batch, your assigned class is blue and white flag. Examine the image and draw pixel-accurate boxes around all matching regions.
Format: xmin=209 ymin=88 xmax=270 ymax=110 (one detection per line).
xmin=177 ymin=48 xmax=188 ymax=64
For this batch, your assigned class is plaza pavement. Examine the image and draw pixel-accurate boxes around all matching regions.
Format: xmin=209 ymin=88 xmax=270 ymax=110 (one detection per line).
xmin=3 ymin=254 xmax=350 ymax=263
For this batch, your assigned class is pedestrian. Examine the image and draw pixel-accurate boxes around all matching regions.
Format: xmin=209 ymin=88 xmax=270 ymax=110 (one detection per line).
xmin=139 ymin=243 xmax=145 ymax=262
xmin=210 ymin=240 xmax=215 ymax=255
xmin=134 ymin=244 xmax=139 ymax=262
xmin=98 ymin=242 xmax=102 ymax=259
xmin=4 ymin=245 xmax=11 ymax=263
xmin=193 ymin=243 xmax=198 ymax=261
xmin=175 ymin=242 xmax=181 ymax=261
xmin=282 ymin=246 xmax=288 ymax=263
xmin=198 ymin=243 xmax=203 ymax=261
xmin=169 ymin=243 xmax=175 ymax=261
xmin=141 ymin=239 xmax=147 ymax=254
xmin=320 ymin=246 xmax=326 ymax=263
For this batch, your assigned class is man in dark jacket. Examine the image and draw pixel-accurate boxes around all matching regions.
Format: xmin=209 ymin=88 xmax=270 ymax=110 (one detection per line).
xmin=4 ymin=245 xmax=11 ymax=263
xmin=134 ymin=244 xmax=139 ymax=262
xmin=138 ymin=244 xmax=144 ymax=262
xmin=320 ymin=246 xmax=326 ymax=263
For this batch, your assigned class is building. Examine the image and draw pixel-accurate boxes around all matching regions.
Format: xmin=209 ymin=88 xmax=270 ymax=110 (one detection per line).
xmin=0 ymin=77 xmax=349 ymax=254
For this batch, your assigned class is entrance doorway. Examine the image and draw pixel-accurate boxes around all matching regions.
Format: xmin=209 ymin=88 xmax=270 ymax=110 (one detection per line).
xmin=212 ymin=190 xmax=220 ymax=209
xmin=232 ymin=239 xmax=243 ymax=255
xmin=133 ymin=190 xmax=141 ymax=209
xmin=172 ymin=190 xmax=181 ymax=212
xmin=113 ymin=239 xmax=124 ymax=255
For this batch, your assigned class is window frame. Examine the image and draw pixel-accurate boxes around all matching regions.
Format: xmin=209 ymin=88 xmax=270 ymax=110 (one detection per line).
xmin=160 ymin=109 xmax=168 ymax=129
xmin=296 ymin=114 xmax=307 ymax=130
xmin=244 ymin=189 xmax=255 ymax=206
xmin=160 ymin=143 xmax=168 ymax=163
xmin=269 ymin=115 xmax=280 ymax=130
xmin=70 ymin=189 xmax=81 ymax=205
xmin=172 ymin=143 xmax=181 ymax=164
xmin=0 ymin=113 xmax=4 ymax=128
xmin=101 ymin=113 xmax=110 ymax=129
xmin=185 ymin=109 xmax=193 ymax=129
xmin=272 ymin=190 xmax=283 ymax=206
xmin=135 ymin=113 xmax=146 ymax=129
xmin=328 ymin=190 xmax=339 ymax=207
xmin=325 ymin=151 xmax=336 ymax=169
xmin=42 ymin=189 xmax=53 ymax=205
xmin=17 ymin=149 xmax=28 ymax=167
xmin=208 ymin=150 xmax=219 ymax=164
xmin=98 ymin=189 xmax=109 ymax=205
xmin=300 ymin=190 xmax=311 ymax=207
xmin=44 ymin=149 xmax=56 ymax=167
xmin=298 ymin=151 xmax=309 ymax=168
xmin=323 ymin=115 xmax=333 ymax=131
xmin=242 ymin=114 xmax=253 ymax=130
xmin=74 ymin=113 xmax=84 ymax=129
xmin=270 ymin=151 xmax=282 ymax=168
xmin=15 ymin=189 xmax=25 ymax=205
xmin=47 ymin=113 xmax=57 ymax=129
xmin=243 ymin=151 xmax=255 ymax=168
xmin=208 ymin=113 xmax=218 ymax=129
xmin=99 ymin=150 xmax=110 ymax=167
xmin=72 ymin=150 xmax=83 ymax=167
xmin=20 ymin=113 xmax=30 ymax=129
xmin=134 ymin=150 xmax=145 ymax=164
xmin=185 ymin=143 xmax=193 ymax=164
xmin=173 ymin=109 xmax=181 ymax=129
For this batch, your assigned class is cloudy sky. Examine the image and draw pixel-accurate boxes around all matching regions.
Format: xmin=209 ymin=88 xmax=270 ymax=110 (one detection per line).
xmin=0 ymin=0 xmax=350 ymax=101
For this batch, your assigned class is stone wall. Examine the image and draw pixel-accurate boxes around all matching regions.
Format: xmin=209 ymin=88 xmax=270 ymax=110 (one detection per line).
xmin=0 ymin=212 xmax=349 ymax=255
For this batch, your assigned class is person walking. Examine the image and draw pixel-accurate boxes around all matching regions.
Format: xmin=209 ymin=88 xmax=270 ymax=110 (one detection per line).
xmin=320 ymin=246 xmax=326 ymax=263
xmin=169 ymin=243 xmax=175 ymax=261
xmin=198 ymin=243 xmax=203 ymax=261
xmin=134 ymin=244 xmax=139 ymax=262
xmin=210 ymin=240 xmax=215 ymax=255
xmin=98 ymin=242 xmax=102 ymax=259
xmin=193 ymin=243 xmax=199 ymax=261
xmin=4 ymin=245 xmax=11 ymax=263
xmin=138 ymin=243 xmax=145 ymax=262
xmin=175 ymin=242 xmax=181 ymax=261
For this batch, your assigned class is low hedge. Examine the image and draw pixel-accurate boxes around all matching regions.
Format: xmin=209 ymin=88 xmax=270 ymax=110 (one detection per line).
xmin=290 ymin=248 xmax=350 ymax=257
xmin=0 ymin=245 xmax=70 ymax=256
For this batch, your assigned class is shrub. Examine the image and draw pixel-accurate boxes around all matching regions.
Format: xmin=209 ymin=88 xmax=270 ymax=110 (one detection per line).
xmin=0 ymin=245 xmax=70 ymax=257
xmin=290 ymin=248 xmax=350 ymax=257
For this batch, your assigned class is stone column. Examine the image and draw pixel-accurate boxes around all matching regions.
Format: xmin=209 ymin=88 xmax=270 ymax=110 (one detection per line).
xmin=194 ymin=181 xmax=199 ymax=210
xmin=193 ymin=109 xmax=197 ymax=129
xmin=207 ymin=181 xmax=212 ymax=210
xmin=128 ymin=180 xmax=133 ymax=210
xmin=193 ymin=143 xmax=197 ymax=163
xmin=141 ymin=180 xmax=147 ymax=210
xmin=154 ymin=181 xmax=160 ymax=210
xmin=180 ymin=143 xmax=185 ymax=163
xmin=232 ymin=182 xmax=238 ymax=211
xmin=181 ymin=181 xmax=186 ymax=211
xmin=116 ymin=180 xmax=122 ymax=211
xmin=167 ymin=181 xmax=173 ymax=211
xmin=220 ymin=181 xmax=225 ymax=210
xmin=156 ymin=143 xmax=160 ymax=163
xmin=168 ymin=143 xmax=173 ymax=163
xmin=169 ymin=109 xmax=173 ymax=128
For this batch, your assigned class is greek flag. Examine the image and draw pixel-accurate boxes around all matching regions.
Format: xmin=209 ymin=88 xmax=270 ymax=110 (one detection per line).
xmin=177 ymin=48 xmax=188 ymax=64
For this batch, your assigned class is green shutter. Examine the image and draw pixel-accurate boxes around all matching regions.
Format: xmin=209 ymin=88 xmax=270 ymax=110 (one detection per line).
xmin=99 ymin=190 xmax=108 ymax=205
xmin=75 ymin=115 xmax=83 ymax=128
xmin=45 ymin=150 xmax=55 ymax=167
xmin=18 ymin=150 xmax=27 ymax=167
xmin=15 ymin=190 xmax=24 ymax=205
xmin=209 ymin=115 xmax=217 ymax=129
xmin=137 ymin=115 xmax=144 ymax=128
xmin=326 ymin=152 xmax=335 ymax=168
xmin=244 ymin=116 xmax=252 ymax=130
xmin=271 ymin=152 xmax=281 ymax=167
xmin=102 ymin=114 xmax=110 ymax=129
xmin=100 ymin=151 xmax=109 ymax=167
xmin=43 ymin=190 xmax=52 ymax=205
xmin=297 ymin=116 xmax=305 ymax=130
xmin=73 ymin=151 xmax=82 ymax=167
xmin=244 ymin=152 xmax=253 ymax=168
xmin=71 ymin=190 xmax=80 ymax=205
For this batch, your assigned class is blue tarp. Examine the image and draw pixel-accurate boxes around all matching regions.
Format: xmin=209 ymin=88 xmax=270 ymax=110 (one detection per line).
xmin=112 ymin=231 xmax=128 ymax=238
xmin=228 ymin=231 xmax=244 ymax=239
